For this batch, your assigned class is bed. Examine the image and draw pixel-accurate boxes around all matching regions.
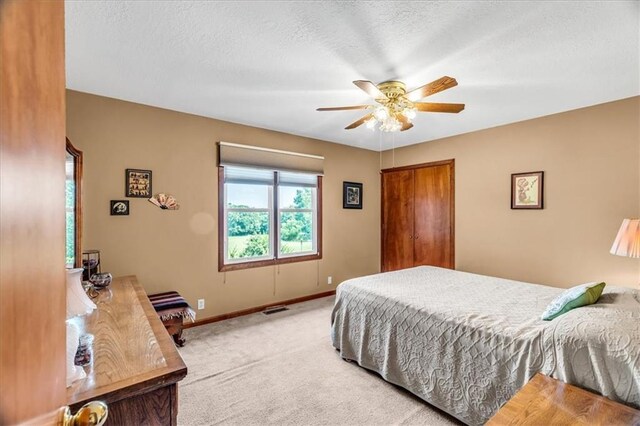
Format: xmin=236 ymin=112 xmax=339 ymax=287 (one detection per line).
xmin=330 ymin=266 xmax=640 ymax=425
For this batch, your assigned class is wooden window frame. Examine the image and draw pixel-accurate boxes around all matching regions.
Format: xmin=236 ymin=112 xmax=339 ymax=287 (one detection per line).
xmin=66 ymin=138 xmax=83 ymax=268
xmin=218 ymin=166 xmax=323 ymax=272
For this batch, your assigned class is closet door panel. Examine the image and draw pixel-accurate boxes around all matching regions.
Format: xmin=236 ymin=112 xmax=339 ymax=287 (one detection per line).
xmin=381 ymin=170 xmax=414 ymax=272
xmin=413 ymin=164 xmax=453 ymax=268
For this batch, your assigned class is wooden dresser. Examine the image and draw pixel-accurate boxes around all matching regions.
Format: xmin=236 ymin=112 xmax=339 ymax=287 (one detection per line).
xmin=67 ymin=276 xmax=187 ymax=425
xmin=487 ymin=373 xmax=640 ymax=425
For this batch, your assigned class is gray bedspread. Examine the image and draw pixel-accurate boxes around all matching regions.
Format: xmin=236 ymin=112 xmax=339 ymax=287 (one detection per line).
xmin=330 ymin=266 xmax=640 ymax=425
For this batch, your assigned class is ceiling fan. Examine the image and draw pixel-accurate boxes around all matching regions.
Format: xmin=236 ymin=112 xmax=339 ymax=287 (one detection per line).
xmin=317 ymin=76 xmax=464 ymax=132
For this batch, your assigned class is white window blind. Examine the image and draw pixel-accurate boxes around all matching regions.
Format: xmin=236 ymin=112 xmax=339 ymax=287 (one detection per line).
xmin=224 ymin=166 xmax=275 ymax=186
xmin=278 ymin=171 xmax=318 ymax=188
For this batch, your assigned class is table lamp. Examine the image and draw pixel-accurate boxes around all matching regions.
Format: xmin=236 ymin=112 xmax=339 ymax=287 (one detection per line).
xmin=66 ymin=267 xmax=96 ymax=387
xmin=610 ymin=219 xmax=640 ymax=258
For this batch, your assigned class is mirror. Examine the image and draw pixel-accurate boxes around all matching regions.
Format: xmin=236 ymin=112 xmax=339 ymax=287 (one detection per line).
xmin=66 ymin=138 xmax=82 ymax=268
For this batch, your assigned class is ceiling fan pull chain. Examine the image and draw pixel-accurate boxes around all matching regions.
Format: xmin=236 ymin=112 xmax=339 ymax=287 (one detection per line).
xmin=392 ymin=132 xmax=395 ymax=169
xmin=379 ymin=130 xmax=382 ymax=170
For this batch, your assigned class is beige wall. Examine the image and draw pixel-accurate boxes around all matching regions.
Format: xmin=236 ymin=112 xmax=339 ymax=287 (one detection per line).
xmin=68 ymin=90 xmax=639 ymax=321
xmin=66 ymin=90 xmax=381 ymax=319
xmin=382 ymin=96 xmax=640 ymax=289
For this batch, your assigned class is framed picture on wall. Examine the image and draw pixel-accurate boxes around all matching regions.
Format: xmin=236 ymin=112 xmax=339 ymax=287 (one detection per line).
xmin=125 ymin=168 xmax=152 ymax=198
xmin=110 ymin=200 xmax=129 ymax=216
xmin=343 ymin=181 xmax=363 ymax=209
xmin=511 ymin=171 xmax=543 ymax=209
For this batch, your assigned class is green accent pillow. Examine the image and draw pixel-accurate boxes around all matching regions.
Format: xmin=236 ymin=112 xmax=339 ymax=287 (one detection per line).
xmin=541 ymin=282 xmax=606 ymax=321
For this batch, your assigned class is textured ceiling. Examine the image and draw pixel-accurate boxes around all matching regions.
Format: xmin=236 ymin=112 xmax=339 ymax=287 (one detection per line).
xmin=65 ymin=1 xmax=640 ymax=151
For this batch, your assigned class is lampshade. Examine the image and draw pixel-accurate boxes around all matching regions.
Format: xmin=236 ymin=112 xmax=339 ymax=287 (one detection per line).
xmin=610 ymin=219 xmax=640 ymax=258
xmin=66 ymin=267 xmax=96 ymax=319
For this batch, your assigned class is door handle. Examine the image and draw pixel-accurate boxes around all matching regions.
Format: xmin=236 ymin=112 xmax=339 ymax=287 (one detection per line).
xmin=63 ymin=401 xmax=108 ymax=426
xmin=409 ymin=235 xmax=413 ymax=239
xmin=415 ymin=236 xmax=419 ymax=240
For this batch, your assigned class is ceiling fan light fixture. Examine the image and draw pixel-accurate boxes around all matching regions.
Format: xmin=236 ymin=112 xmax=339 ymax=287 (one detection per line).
xmin=317 ymin=76 xmax=463 ymax=133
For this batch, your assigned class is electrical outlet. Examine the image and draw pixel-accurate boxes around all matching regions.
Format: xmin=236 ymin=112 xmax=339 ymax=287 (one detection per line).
xmin=197 ymin=299 xmax=205 ymax=310
xmin=327 ymin=276 xmax=332 ymax=285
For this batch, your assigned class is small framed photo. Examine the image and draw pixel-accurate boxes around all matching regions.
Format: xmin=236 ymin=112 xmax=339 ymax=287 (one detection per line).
xmin=110 ymin=200 xmax=129 ymax=216
xmin=125 ymin=168 xmax=152 ymax=198
xmin=511 ymin=171 xmax=543 ymax=209
xmin=343 ymin=181 xmax=363 ymax=209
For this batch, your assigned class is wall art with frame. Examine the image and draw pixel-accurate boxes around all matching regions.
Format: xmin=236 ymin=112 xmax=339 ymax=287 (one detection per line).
xmin=110 ymin=200 xmax=130 ymax=216
xmin=125 ymin=168 xmax=152 ymax=198
xmin=511 ymin=171 xmax=543 ymax=209
xmin=343 ymin=181 xmax=363 ymax=209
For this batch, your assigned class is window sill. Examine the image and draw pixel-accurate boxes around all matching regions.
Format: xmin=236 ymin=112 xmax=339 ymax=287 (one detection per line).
xmin=219 ymin=253 xmax=322 ymax=272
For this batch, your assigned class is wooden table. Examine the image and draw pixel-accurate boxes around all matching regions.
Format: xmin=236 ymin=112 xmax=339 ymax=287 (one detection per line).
xmin=67 ymin=276 xmax=187 ymax=425
xmin=487 ymin=373 xmax=640 ymax=425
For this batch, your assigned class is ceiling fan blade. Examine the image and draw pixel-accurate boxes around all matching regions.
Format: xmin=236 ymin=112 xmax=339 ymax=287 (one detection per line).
xmin=316 ymin=105 xmax=371 ymax=111
xmin=353 ymin=80 xmax=387 ymax=100
xmin=345 ymin=113 xmax=373 ymax=130
xmin=414 ymin=102 xmax=465 ymax=113
xmin=397 ymin=115 xmax=414 ymax=131
xmin=406 ymin=76 xmax=458 ymax=101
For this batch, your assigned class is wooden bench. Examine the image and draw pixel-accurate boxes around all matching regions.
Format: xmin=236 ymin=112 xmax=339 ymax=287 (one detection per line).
xmin=148 ymin=291 xmax=195 ymax=347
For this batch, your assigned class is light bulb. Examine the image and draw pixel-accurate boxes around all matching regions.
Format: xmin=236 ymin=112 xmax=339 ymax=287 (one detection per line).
xmin=365 ymin=117 xmax=377 ymax=130
xmin=402 ymin=107 xmax=417 ymax=120
xmin=373 ymin=106 xmax=389 ymax=121
xmin=380 ymin=116 xmax=402 ymax=132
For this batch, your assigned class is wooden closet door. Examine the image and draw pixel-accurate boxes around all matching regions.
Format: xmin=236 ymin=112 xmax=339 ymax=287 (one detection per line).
xmin=381 ymin=169 xmax=414 ymax=272
xmin=413 ymin=164 xmax=454 ymax=268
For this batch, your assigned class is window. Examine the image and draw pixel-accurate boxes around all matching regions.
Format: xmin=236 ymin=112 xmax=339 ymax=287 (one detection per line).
xmin=65 ymin=161 xmax=75 ymax=266
xmin=65 ymin=139 xmax=82 ymax=268
xmin=219 ymin=166 xmax=322 ymax=271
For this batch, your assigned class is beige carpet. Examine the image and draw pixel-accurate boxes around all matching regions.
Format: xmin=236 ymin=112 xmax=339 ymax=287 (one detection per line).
xmin=178 ymin=296 xmax=461 ymax=426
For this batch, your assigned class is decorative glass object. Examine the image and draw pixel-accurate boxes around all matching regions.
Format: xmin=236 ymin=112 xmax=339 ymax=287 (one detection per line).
xmin=66 ymin=321 xmax=84 ymax=387
xmin=82 ymin=250 xmax=100 ymax=281
xmin=90 ymin=272 xmax=113 ymax=288
xmin=75 ymin=333 xmax=94 ymax=366
xmin=66 ymin=267 xmax=96 ymax=387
